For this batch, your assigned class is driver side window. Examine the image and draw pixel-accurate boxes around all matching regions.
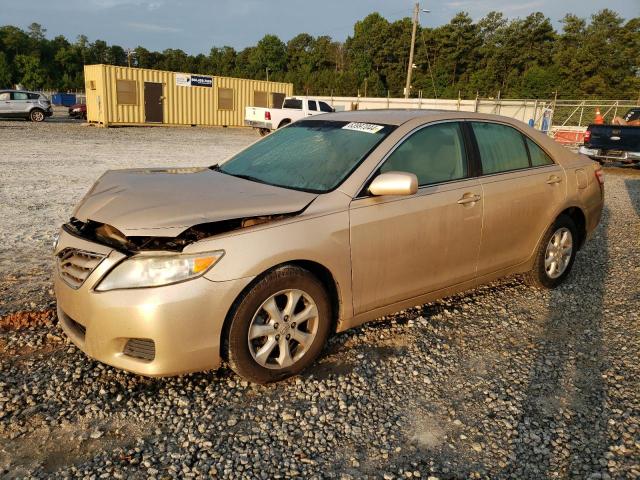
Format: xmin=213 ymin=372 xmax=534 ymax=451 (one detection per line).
xmin=380 ymin=122 xmax=468 ymax=186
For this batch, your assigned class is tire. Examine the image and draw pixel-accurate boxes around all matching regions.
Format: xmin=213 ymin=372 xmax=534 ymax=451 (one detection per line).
xmin=524 ymin=214 xmax=578 ymax=289
xmin=277 ymin=119 xmax=291 ymax=129
xmin=225 ymin=266 xmax=331 ymax=383
xmin=29 ymin=109 xmax=45 ymax=122
xmin=258 ymin=128 xmax=270 ymax=137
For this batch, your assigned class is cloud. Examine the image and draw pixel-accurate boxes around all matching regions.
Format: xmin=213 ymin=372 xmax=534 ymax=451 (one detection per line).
xmin=90 ymin=0 xmax=164 ymax=10
xmin=126 ymin=22 xmax=181 ymax=33
xmin=445 ymin=0 xmax=545 ymax=14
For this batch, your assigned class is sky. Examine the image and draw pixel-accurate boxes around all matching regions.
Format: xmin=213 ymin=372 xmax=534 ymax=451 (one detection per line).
xmin=3 ymin=0 xmax=639 ymax=54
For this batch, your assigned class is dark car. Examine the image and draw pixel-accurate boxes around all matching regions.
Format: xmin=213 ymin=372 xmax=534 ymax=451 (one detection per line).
xmin=68 ymin=103 xmax=87 ymax=120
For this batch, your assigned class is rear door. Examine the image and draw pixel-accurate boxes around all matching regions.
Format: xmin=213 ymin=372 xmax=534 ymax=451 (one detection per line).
xmin=350 ymin=121 xmax=483 ymax=314
xmin=144 ymin=82 xmax=163 ymax=123
xmin=307 ymin=100 xmax=318 ymax=116
xmin=470 ymin=121 xmax=565 ymax=275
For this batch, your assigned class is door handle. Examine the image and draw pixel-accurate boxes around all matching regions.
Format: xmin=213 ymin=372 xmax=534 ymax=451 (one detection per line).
xmin=457 ymin=193 xmax=481 ymax=205
xmin=546 ymin=175 xmax=562 ymax=185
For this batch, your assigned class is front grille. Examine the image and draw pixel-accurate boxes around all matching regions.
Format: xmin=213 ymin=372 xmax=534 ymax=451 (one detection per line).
xmin=57 ymin=248 xmax=106 ymax=289
xmin=123 ymin=339 xmax=156 ymax=361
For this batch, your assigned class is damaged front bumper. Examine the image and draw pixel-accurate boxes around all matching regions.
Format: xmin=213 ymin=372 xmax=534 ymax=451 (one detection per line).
xmin=54 ymin=227 xmax=253 ymax=376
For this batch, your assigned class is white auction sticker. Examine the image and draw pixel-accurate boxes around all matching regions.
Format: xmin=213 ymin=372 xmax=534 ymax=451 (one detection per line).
xmin=342 ymin=122 xmax=384 ymax=134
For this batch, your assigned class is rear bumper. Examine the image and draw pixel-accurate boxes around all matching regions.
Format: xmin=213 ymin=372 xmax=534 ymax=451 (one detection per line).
xmin=244 ymin=120 xmax=272 ymax=129
xmin=579 ymin=146 xmax=640 ymax=163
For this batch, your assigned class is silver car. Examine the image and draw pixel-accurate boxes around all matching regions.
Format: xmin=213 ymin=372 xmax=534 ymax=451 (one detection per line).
xmin=0 ymin=90 xmax=53 ymax=122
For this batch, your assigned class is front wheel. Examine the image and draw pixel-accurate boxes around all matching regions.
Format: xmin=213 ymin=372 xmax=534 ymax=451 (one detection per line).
xmin=524 ymin=214 xmax=578 ymax=289
xmin=225 ymin=266 xmax=331 ymax=383
xmin=29 ymin=109 xmax=45 ymax=122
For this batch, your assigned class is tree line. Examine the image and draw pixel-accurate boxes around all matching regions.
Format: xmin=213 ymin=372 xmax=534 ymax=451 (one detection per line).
xmin=0 ymin=8 xmax=638 ymax=99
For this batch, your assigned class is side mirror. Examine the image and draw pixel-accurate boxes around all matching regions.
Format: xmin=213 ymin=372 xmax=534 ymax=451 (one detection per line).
xmin=368 ymin=171 xmax=418 ymax=196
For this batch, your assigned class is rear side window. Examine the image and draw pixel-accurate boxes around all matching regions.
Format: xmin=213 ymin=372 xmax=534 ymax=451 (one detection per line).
xmin=380 ymin=122 xmax=467 ymax=186
xmin=471 ymin=122 xmax=529 ymax=174
xmin=319 ymin=101 xmax=333 ymax=112
xmin=11 ymin=92 xmax=29 ymax=100
xmin=525 ymin=138 xmax=554 ymax=167
xmin=283 ymin=98 xmax=302 ymax=109
xmin=308 ymin=100 xmax=318 ymax=111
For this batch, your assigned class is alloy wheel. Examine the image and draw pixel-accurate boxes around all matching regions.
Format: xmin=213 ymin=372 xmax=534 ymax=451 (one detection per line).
xmin=247 ymin=289 xmax=319 ymax=369
xmin=544 ymin=227 xmax=573 ymax=279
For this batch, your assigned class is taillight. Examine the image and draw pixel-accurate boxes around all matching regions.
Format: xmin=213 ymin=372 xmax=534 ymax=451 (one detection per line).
xmin=265 ymin=111 xmax=271 ymax=121
xmin=583 ymin=129 xmax=591 ymax=144
xmin=595 ymin=167 xmax=604 ymax=185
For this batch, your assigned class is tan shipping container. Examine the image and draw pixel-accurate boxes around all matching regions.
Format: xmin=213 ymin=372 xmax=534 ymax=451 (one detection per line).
xmin=84 ymin=64 xmax=293 ymax=127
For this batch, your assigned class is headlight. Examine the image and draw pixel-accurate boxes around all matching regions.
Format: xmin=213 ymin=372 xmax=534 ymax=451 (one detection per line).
xmin=95 ymin=250 xmax=224 ymax=291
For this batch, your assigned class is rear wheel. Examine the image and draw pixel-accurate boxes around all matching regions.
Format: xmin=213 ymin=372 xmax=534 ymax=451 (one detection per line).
xmin=29 ymin=109 xmax=45 ymax=122
xmin=225 ymin=266 xmax=331 ymax=383
xmin=258 ymin=128 xmax=270 ymax=136
xmin=277 ymin=119 xmax=291 ymax=129
xmin=524 ymin=214 xmax=577 ymax=289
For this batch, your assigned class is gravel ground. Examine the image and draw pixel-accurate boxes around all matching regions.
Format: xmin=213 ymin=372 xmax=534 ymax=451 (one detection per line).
xmin=1 ymin=118 xmax=639 ymax=479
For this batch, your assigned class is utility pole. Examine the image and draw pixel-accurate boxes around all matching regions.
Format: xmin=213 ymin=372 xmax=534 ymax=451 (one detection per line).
xmin=405 ymin=2 xmax=420 ymax=99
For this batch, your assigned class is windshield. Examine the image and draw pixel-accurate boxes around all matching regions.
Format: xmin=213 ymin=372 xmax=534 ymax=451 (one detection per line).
xmin=219 ymin=120 xmax=395 ymax=193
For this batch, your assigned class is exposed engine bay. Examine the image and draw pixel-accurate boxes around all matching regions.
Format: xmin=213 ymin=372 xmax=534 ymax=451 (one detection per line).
xmin=63 ymin=213 xmax=298 ymax=253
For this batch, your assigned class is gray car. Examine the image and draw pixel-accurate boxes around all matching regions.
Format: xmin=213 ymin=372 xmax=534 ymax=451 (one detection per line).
xmin=0 ymin=90 xmax=53 ymax=122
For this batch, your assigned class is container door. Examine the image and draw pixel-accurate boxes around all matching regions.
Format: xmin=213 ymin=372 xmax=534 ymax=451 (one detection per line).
xmin=144 ymin=82 xmax=163 ymax=123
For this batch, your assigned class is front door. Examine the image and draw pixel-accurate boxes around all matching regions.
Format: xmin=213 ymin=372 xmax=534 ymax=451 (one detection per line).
xmin=349 ymin=121 xmax=483 ymax=315
xmin=144 ymin=82 xmax=163 ymax=123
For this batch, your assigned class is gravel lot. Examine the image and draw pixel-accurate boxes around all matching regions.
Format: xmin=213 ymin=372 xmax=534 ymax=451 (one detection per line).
xmin=1 ymin=118 xmax=639 ymax=479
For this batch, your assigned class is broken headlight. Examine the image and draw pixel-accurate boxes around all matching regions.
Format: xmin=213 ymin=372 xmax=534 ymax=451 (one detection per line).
xmin=95 ymin=250 xmax=224 ymax=291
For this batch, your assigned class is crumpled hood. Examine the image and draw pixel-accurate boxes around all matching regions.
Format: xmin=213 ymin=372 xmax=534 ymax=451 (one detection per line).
xmin=73 ymin=167 xmax=317 ymax=236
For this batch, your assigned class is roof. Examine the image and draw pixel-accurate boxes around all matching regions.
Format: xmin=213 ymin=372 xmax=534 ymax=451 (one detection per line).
xmin=314 ymin=108 xmax=522 ymax=126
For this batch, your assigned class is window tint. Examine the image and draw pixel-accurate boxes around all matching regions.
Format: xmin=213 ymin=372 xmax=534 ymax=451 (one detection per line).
xmin=471 ymin=122 xmax=529 ymax=174
xmin=283 ymin=98 xmax=302 ymax=109
xmin=319 ymin=101 xmax=333 ymax=112
xmin=0 ymin=92 xmax=9 ymax=101
xmin=380 ymin=122 xmax=467 ymax=186
xmin=526 ymin=138 xmax=554 ymax=167
xmin=11 ymin=92 xmax=28 ymax=100
xmin=218 ymin=88 xmax=234 ymax=109
xmin=308 ymin=100 xmax=317 ymax=111
xmin=116 ymin=79 xmax=137 ymax=105
xmin=27 ymin=93 xmax=40 ymax=99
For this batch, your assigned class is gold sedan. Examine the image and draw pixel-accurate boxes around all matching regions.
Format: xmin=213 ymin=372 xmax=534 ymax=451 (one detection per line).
xmin=54 ymin=110 xmax=604 ymax=383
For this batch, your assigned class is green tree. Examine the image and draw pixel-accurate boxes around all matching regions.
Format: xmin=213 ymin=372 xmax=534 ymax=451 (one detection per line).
xmin=0 ymin=52 xmax=12 ymax=88
xmin=15 ymin=54 xmax=46 ymax=89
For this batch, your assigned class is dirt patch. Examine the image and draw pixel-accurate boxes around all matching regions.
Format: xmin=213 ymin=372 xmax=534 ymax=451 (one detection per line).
xmin=412 ymin=414 xmax=447 ymax=449
xmin=0 ymin=309 xmax=56 ymax=331
xmin=0 ymin=416 xmax=153 ymax=475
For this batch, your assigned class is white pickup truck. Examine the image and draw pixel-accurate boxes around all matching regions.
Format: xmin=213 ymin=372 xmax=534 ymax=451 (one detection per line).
xmin=245 ymin=97 xmax=334 ymax=135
